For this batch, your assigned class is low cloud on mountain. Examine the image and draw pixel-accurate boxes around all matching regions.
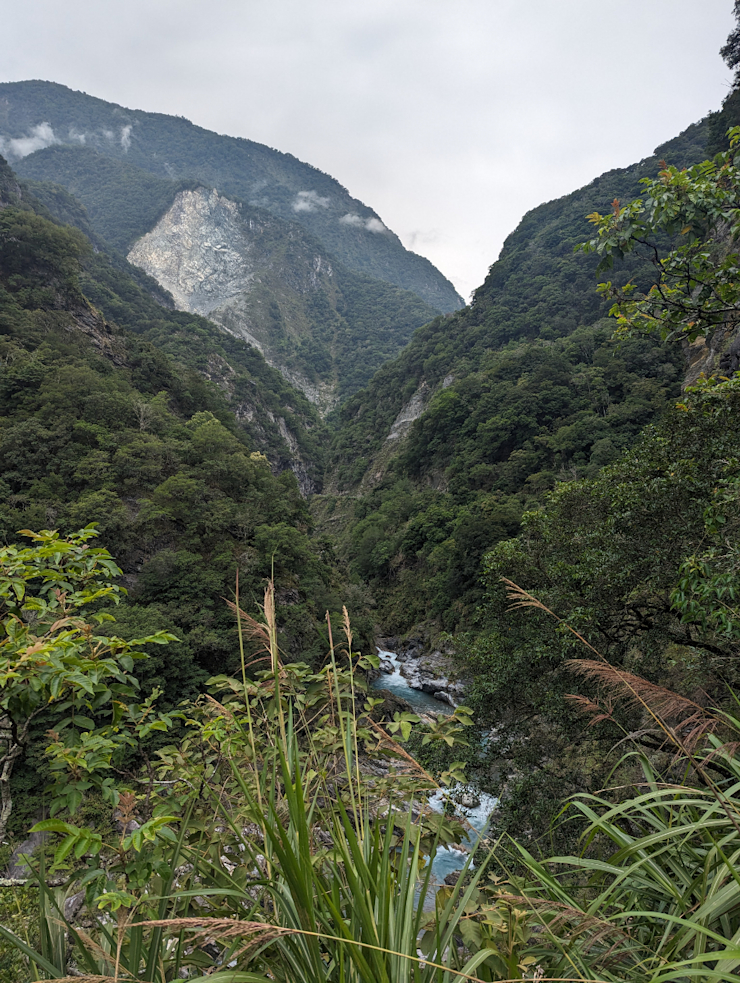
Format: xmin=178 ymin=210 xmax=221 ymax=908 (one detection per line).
xmin=292 ymin=190 xmax=330 ymax=212
xmin=0 ymin=121 xmax=58 ymax=159
xmin=0 ymin=120 xmax=134 ymax=160
xmin=340 ymin=213 xmax=387 ymax=233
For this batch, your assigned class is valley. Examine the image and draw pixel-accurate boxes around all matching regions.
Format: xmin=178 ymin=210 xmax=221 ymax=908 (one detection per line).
xmin=1 ymin=47 xmax=740 ymax=981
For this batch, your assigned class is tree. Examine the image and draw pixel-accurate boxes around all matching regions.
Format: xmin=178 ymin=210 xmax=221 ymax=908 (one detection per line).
xmin=579 ymin=127 xmax=740 ymax=344
xmin=0 ymin=526 xmax=175 ymax=840
xmin=721 ymin=0 xmax=740 ymax=89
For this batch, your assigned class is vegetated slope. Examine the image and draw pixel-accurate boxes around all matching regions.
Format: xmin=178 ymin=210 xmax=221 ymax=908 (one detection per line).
xmin=0 ymin=154 xmax=359 ymax=731
xmin=0 ymin=80 xmax=463 ymax=312
xmin=20 ymin=176 xmax=327 ymax=493
xmin=12 ymin=144 xmax=196 ymax=252
xmin=17 ymin=147 xmax=439 ymax=408
xmin=317 ymin=118 xmax=710 ymax=636
xmin=460 ymin=376 xmax=740 ymax=846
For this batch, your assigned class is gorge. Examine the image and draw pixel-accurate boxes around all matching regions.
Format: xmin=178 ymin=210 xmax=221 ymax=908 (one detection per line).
xmin=2 ymin=27 xmax=740 ymax=977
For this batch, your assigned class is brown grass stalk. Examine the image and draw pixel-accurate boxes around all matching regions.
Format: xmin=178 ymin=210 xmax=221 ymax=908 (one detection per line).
xmin=502 ymin=579 xmax=740 ymax=836
xmin=135 ymin=916 xmax=613 ymax=983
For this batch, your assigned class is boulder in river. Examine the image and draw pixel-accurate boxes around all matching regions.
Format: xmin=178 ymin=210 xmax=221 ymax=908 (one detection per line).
xmin=453 ymin=789 xmax=481 ymax=810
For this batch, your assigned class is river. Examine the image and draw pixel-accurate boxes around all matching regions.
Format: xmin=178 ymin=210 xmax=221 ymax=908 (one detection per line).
xmin=372 ymin=649 xmax=497 ymax=888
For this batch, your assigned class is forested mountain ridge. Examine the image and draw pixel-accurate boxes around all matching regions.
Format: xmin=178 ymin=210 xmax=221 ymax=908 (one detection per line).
xmin=6 ymin=109 xmax=441 ymax=408
xmin=0 ymin=80 xmax=463 ymax=312
xmin=307 ymin=88 xmax=740 ymax=854
xmin=315 ymin=114 xmax=724 ymax=637
xmin=0 ymin=154 xmax=365 ymax=837
xmin=327 ymin=116 xmax=709 ymax=483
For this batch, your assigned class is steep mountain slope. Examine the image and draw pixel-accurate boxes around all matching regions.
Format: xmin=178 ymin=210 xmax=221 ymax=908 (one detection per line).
xmin=126 ymin=186 xmax=438 ymax=410
xmin=17 ymin=174 xmax=328 ymax=493
xmin=0 ymin=156 xmax=385 ymax=832
xmin=0 ymin=152 xmax=362 ymax=725
xmin=12 ymin=135 xmax=440 ymax=409
xmin=0 ymin=80 xmax=462 ymax=312
xmin=317 ymin=117 xmax=713 ymax=636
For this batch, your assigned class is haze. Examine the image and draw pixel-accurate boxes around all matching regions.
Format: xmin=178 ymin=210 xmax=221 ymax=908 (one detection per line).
xmin=1 ymin=0 xmax=734 ymax=299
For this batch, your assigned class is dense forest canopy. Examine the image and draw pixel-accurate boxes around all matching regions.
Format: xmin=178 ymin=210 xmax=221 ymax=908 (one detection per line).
xmin=0 ymin=153 xmax=378 ymax=832
xmin=313 ymin=112 xmax=717 ymax=642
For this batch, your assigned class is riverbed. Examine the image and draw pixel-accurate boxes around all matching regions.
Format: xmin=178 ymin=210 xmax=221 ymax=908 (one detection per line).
xmin=372 ymin=648 xmax=497 ymax=888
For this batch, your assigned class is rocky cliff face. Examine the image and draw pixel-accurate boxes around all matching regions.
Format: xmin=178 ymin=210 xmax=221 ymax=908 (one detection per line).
xmin=128 ymin=188 xmax=343 ymax=412
xmin=128 ymin=189 xmax=255 ymax=319
xmin=127 ymin=187 xmax=439 ymax=415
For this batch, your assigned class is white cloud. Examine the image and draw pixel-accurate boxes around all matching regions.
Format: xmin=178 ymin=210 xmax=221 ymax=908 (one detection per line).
xmin=0 ymin=122 xmax=59 ymax=160
xmin=120 ymin=124 xmax=132 ymax=150
xmin=292 ymin=189 xmax=330 ymax=212
xmin=365 ymin=217 xmax=386 ymax=233
xmin=340 ymin=213 xmax=386 ymax=233
xmin=68 ymin=127 xmax=86 ymax=144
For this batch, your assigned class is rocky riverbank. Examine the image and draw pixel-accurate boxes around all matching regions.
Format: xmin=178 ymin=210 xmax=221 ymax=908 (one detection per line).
xmin=375 ymin=634 xmax=470 ymax=708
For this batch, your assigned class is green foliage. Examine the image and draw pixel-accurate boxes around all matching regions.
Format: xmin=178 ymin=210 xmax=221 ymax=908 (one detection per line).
xmin=579 ymin=127 xmax=740 ymax=342
xmin=0 ymin=884 xmax=39 ymax=983
xmin=76 ymin=243 xmax=328 ymax=476
xmin=8 ymin=565 xmax=740 ymax=981
xmin=325 ymin=324 xmax=682 ymax=634
xmin=328 ymin=113 xmax=708 ymax=479
xmin=482 ymin=690 xmax=740 ymax=982
xmin=15 ymin=145 xmax=197 ymax=252
xmin=461 ymin=375 xmax=740 ymax=842
xmin=0 ymin=178 xmax=363 ymax=825
xmin=0 ymin=578 xmax=486 ymax=981
xmin=0 ymin=206 xmax=89 ymax=312
xmin=320 ymin=118 xmax=708 ymax=637
xmin=0 ymin=527 xmax=177 ymax=836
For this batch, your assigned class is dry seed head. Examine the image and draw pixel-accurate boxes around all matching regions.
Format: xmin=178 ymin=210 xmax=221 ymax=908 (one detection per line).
xmin=566 ymin=659 xmax=719 ymax=752
xmin=501 ymin=578 xmax=558 ymax=619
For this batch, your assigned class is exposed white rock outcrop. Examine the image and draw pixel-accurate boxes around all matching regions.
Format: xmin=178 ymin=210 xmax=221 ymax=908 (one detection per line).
xmin=386 ymin=381 xmax=430 ymax=440
xmin=128 ymin=189 xmax=254 ymax=316
xmin=128 ymin=188 xmax=337 ymax=414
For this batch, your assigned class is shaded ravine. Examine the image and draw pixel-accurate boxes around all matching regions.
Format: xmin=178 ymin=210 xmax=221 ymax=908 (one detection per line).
xmin=372 ymin=649 xmax=496 ymax=887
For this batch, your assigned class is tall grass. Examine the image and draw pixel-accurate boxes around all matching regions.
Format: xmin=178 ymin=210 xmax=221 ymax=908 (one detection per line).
xmin=3 ymin=584 xmax=493 ymax=981
xmin=493 ymin=582 xmax=740 ymax=982
xmin=9 ymin=578 xmax=740 ymax=981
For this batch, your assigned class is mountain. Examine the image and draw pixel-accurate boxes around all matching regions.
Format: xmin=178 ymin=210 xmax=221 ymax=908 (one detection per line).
xmin=0 ymin=83 xmax=452 ymax=407
xmin=0 ymin=150 xmax=379 ymax=748
xmin=125 ymin=185 xmax=439 ymax=412
xmin=0 ymin=80 xmax=462 ymax=311
xmin=315 ymin=115 xmax=716 ymax=636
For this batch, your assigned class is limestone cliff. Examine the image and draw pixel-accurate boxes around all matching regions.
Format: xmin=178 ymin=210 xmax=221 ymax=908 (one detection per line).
xmin=128 ymin=187 xmax=438 ymax=414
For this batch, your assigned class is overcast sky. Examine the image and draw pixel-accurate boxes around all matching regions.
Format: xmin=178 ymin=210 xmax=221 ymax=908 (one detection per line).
xmin=2 ymin=0 xmax=736 ymax=299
